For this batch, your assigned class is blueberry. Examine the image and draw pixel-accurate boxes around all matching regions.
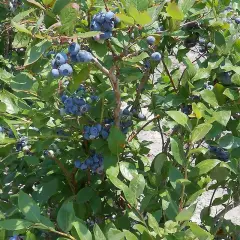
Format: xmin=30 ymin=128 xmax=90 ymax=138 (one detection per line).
xmin=64 ymin=97 xmax=74 ymax=107
xmin=123 ymin=108 xmax=130 ymax=116
xmin=101 ymin=130 xmax=109 ymax=139
xmin=84 ymin=126 xmax=90 ymax=133
xmin=68 ymin=42 xmax=80 ymax=55
xmin=51 ymin=68 xmax=60 ymax=78
xmin=146 ymin=36 xmax=155 ymax=45
xmin=207 ymin=42 xmax=213 ymax=48
xmin=86 ymin=158 xmax=93 ymax=166
xmin=219 ymin=72 xmax=231 ymax=85
xmin=114 ymin=17 xmax=120 ymax=25
xmin=92 ymin=163 xmax=99 ymax=171
xmin=0 ymin=126 xmax=4 ymax=133
xmin=90 ymin=95 xmax=99 ymax=101
xmin=9 ymin=236 xmax=18 ymax=240
xmin=76 ymin=50 xmax=93 ymax=63
xmin=74 ymin=160 xmax=81 ymax=168
xmin=90 ymin=20 xmax=101 ymax=31
xmin=151 ymin=52 xmax=161 ymax=61
xmin=123 ymin=120 xmax=133 ymax=128
xmin=94 ymin=12 xmax=105 ymax=24
xmin=74 ymin=97 xmax=85 ymax=106
xmin=93 ymin=154 xmax=99 ymax=163
xmin=138 ymin=113 xmax=146 ymax=120
xmin=84 ymin=133 xmax=90 ymax=140
xmin=96 ymin=124 xmax=102 ymax=132
xmin=70 ymin=54 xmax=78 ymax=63
xmin=51 ymin=59 xmax=58 ymax=68
xmin=122 ymin=127 xmax=129 ymax=134
xmin=199 ymin=37 xmax=206 ymax=45
xmin=102 ymin=21 xmax=114 ymax=31
xmin=80 ymin=163 xmax=88 ymax=170
xmin=105 ymin=11 xmax=115 ymax=22
xmin=93 ymin=35 xmax=101 ymax=41
xmin=235 ymin=17 xmax=240 ymax=24
xmin=90 ymin=126 xmax=99 ymax=137
xmin=80 ymin=104 xmax=89 ymax=114
xmin=59 ymin=63 xmax=73 ymax=76
xmin=55 ymin=52 xmax=68 ymax=65
xmin=100 ymin=31 xmax=112 ymax=40
xmin=144 ymin=59 xmax=151 ymax=69
xmin=96 ymin=166 xmax=104 ymax=175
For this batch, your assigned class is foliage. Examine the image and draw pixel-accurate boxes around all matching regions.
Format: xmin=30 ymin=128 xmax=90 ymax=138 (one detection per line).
xmin=0 ymin=0 xmax=240 ymax=239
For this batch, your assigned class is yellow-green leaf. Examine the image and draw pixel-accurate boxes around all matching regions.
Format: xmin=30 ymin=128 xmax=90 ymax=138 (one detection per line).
xmin=116 ymin=13 xmax=134 ymax=25
xmin=166 ymin=2 xmax=184 ymax=20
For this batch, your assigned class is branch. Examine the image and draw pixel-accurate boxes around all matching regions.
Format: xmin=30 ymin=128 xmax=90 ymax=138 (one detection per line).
xmin=92 ymin=57 xmax=121 ymax=128
xmin=132 ymin=69 xmax=151 ymax=110
xmin=128 ymin=115 xmax=160 ymax=142
xmin=157 ymin=118 xmax=165 ymax=152
xmin=51 ymin=156 xmax=77 ymax=194
xmin=162 ymin=59 xmax=177 ymax=92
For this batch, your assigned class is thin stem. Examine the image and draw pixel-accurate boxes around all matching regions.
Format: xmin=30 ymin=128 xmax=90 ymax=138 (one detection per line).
xmin=157 ymin=118 xmax=165 ymax=152
xmin=92 ymin=58 xmax=121 ymax=128
xmin=162 ymin=59 xmax=177 ymax=92
xmin=103 ymin=0 xmax=109 ymax=11
xmin=128 ymin=115 xmax=160 ymax=142
xmin=51 ymin=156 xmax=77 ymax=195
xmin=209 ymin=188 xmax=218 ymax=215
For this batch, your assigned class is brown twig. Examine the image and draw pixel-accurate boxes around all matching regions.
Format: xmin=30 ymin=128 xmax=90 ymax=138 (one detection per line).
xmin=162 ymin=59 xmax=177 ymax=92
xmin=128 ymin=115 xmax=160 ymax=142
xmin=103 ymin=0 xmax=109 ymax=11
xmin=157 ymin=118 xmax=165 ymax=152
xmin=51 ymin=156 xmax=77 ymax=194
xmin=92 ymin=57 xmax=121 ymax=128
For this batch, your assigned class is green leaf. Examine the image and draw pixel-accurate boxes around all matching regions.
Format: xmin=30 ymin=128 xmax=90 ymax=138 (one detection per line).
xmin=104 ymin=154 xmax=119 ymax=177
xmin=93 ymin=224 xmax=106 ymax=240
xmin=57 ymin=201 xmax=75 ymax=232
xmin=124 ymin=175 xmax=145 ymax=206
xmin=0 ymin=230 xmax=5 ymax=240
xmin=170 ymin=137 xmax=186 ymax=165
xmin=128 ymin=6 xmax=152 ymax=26
xmin=0 ymin=68 xmax=13 ymax=83
xmin=108 ymin=175 xmax=127 ymax=191
xmin=185 ymin=190 xmax=205 ymax=206
xmin=119 ymin=162 xmax=138 ymax=181
xmin=189 ymin=159 xmax=221 ymax=177
xmin=147 ymin=213 xmax=161 ymax=235
xmin=24 ymin=40 xmax=52 ymax=66
xmin=24 ymin=156 xmax=39 ymax=166
xmin=213 ymin=111 xmax=231 ymax=126
xmin=11 ymin=72 xmax=34 ymax=91
xmin=166 ymin=111 xmax=192 ymax=130
xmin=11 ymin=21 xmax=32 ymax=35
xmin=192 ymin=103 xmax=202 ymax=119
xmin=124 ymin=52 xmax=149 ymax=63
xmin=70 ymin=67 xmax=89 ymax=92
xmin=107 ymin=126 xmax=126 ymax=155
xmin=59 ymin=4 xmax=79 ymax=36
xmin=26 ymin=231 xmax=37 ymax=240
xmin=223 ymin=88 xmax=239 ymax=100
xmin=77 ymin=31 xmax=101 ymax=38
xmin=152 ymin=152 xmax=167 ymax=173
xmin=116 ymin=13 xmax=134 ymax=25
xmin=190 ymin=123 xmax=212 ymax=143
xmin=200 ymin=90 xmax=219 ymax=107
xmin=123 ymin=230 xmax=138 ymax=240
xmin=160 ymin=191 xmax=178 ymax=220
xmin=12 ymin=9 xmax=35 ymax=22
xmin=18 ymin=191 xmax=41 ymax=222
xmin=26 ymin=0 xmax=45 ymax=10
xmin=34 ymin=178 xmax=59 ymax=203
xmin=106 ymin=228 xmax=125 ymax=240
xmin=0 ymin=219 xmax=32 ymax=230
xmin=178 ymin=0 xmax=195 ymax=14
xmin=52 ymin=0 xmax=71 ymax=14
xmin=76 ymin=187 xmax=95 ymax=204
xmin=126 ymin=0 xmax=149 ymax=11
xmin=72 ymin=220 xmax=92 ymax=240
xmin=166 ymin=2 xmax=184 ymax=20
xmin=13 ymin=32 xmax=31 ymax=48
xmin=175 ymin=204 xmax=196 ymax=222
xmin=219 ymin=134 xmax=240 ymax=149
xmin=40 ymin=215 xmax=55 ymax=229
xmin=188 ymin=222 xmax=212 ymax=240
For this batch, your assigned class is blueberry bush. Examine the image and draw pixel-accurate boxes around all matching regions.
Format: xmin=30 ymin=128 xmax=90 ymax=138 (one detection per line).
xmin=0 ymin=0 xmax=240 ymax=239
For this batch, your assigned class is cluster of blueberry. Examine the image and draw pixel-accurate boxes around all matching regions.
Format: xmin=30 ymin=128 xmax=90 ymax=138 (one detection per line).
xmin=146 ymin=36 xmax=162 ymax=61
xmin=51 ymin=43 xmax=93 ymax=78
xmin=198 ymin=37 xmax=213 ymax=53
xmin=90 ymin=11 xmax=120 ymax=41
xmin=9 ymin=236 xmax=22 ymax=240
xmin=9 ymin=0 xmax=21 ymax=12
xmin=16 ymin=136 xmax=28 ymax=152
xmin=60 ymin=93 xmax=90 ymax=116
xmin=209 ymin=146 xmax=229 ymax=162
xmin=74 ymin=152 xmax=104 ymax=174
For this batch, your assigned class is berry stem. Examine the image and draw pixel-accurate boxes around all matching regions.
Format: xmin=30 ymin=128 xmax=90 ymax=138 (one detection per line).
xmin=103 ymin=0 xmax=109 ymax=11
xmin=162 ymin=59 xmax=177 ymax=92
xmin=128 ymin=115 xmax=160 ymax=142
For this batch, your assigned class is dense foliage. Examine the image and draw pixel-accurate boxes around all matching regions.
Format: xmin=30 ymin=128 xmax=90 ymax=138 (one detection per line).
xmin=0 ymin=0 xmax=240 ymax=239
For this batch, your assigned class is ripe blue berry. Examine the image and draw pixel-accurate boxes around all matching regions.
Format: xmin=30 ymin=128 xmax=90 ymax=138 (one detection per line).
xmin=151 ymin=52 xmax=161 ymax=61
xmin=0 ymin=126 xmax=4 ymax=133
xmin=100 ymin=31 xmax=112 ymax=40
xmin=55 ymin=52 xmax=68 ymax=65
xmin=76 ymin=50 xmax=93 ymax=63
xmin=51 ymin=68 xmax=60 ymax=78
xmin=105 ymin=11 xmax=115 ymax=22
xmin=101 ymin=130 xmax=109 ymax=139
xmin=51 ymin=59 xmax=58 ymax=69
xmin=59 ymin=63 xmax=73 ymax=76
xmin=102 ymin=21 xmax=114 ymax=31
xmin=90 ymin=20 xmax=101 ymax=31
xmin=86 ymin=158 xmax=93 ymax=166
xmin=147 ymin=36 xmax=155 ymax=45
xmin=74 ymin=160 xmax=81 ymax=168
xmin=94 ymin=12 xmax=105 ymax=24
xmin=80 ymin=104 xmax=89 ymax=114
xmin=68 ymin=42 xmax=80 ymax=55
xmin=138 ymin=113 xmax=146 ymax=120
xmin=235 ymin=17 xmax=240 ymax=24
xmin=80 ymin=163 xmax=88 ymax=170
